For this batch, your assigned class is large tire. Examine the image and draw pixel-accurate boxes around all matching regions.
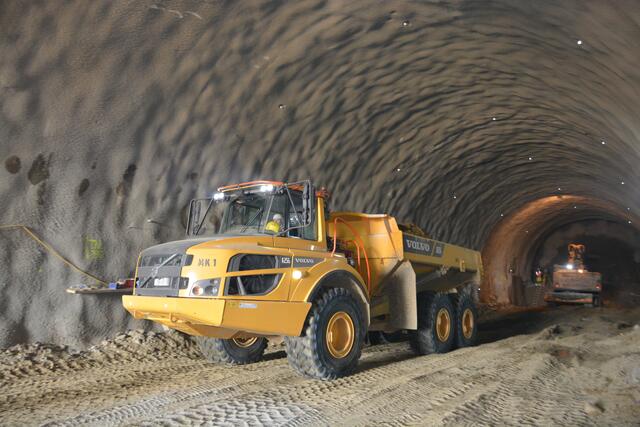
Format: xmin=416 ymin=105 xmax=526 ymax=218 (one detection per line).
xmin=410 ymin=292 xmax=455 ymax=355
xmin=196 ymin=336 xmax=267 ymax=365
xmin=454 ymin=291 xmax=478 ymax=348
xmin=284 ymin=288 xmax=365 ymax=380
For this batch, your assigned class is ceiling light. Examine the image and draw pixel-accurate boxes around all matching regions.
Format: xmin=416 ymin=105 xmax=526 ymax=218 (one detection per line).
xmin=528 ymin=157 xmax=533 ymax=161
xmin=557 ymin=187 xmax=562 ymax=191
xmin=453 ymin=195 xmax=457 ymax=199
xmin=402 ymin=20 xmax=410 ymax=26
xmin=573 ymin=206 xmax=577 ymax=209
xmin=492 ymin=117 xmax=496 ymax=121
xmin=601 ymin=140 xmax=606 ymax=145
xmin=577 ymin=40 xmax=583 ymax=45
xmin=621 ymin=181 xmax=625 ymax=185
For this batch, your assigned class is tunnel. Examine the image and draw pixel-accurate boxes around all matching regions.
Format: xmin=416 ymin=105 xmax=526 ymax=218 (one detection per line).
xmin=1 ymin=0 xmax=640 ymax=352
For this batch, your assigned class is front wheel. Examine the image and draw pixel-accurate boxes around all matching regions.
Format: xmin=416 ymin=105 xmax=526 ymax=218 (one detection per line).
xmin=285 ymin=288 xmax=365 ymax=380
xmin=196 ymin=336 xmax=267 ymax=365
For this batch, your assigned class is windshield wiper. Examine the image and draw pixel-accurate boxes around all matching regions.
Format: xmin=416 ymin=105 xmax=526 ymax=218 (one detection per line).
xmin=193 ymin=198 xmax=215 ymax=235
xmin=241 ymin=207 xmax=264 ymax=233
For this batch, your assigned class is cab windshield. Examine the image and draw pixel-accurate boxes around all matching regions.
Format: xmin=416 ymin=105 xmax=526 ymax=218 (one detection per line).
xmin=187 ymin=184 xmax=316 ymax=240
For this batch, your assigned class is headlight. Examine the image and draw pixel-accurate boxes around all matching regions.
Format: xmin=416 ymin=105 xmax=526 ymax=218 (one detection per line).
xmin=190 ymin=278 xmax=221 ymax=296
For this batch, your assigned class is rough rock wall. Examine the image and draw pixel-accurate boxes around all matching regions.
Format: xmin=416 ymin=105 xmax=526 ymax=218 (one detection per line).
xmin=1 ymin=0 xmax=639 ymax=348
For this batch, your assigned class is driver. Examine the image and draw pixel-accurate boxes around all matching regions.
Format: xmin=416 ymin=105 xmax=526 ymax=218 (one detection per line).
xmin=265 ymin=213 xmax=284 ymax=234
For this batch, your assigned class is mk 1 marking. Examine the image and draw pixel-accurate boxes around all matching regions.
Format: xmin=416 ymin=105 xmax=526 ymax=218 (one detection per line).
xmin=198 ymin=258 xmax=216 ymax=267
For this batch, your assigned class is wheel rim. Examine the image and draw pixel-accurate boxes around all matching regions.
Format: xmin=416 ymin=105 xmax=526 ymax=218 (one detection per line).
xmin=461 ymin=308 xmax=474 ymax=339
xmin=436 ymin=308 xmax=451 ymax=342
xmin=232 ymin=336 xmax=258 ymax=348
xmin=326 ymin=311 xmax=355 ymax=359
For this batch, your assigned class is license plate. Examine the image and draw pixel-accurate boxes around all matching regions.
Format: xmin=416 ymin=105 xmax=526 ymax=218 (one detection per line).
xmin=154 ymin=277 xmax=171 ymax=287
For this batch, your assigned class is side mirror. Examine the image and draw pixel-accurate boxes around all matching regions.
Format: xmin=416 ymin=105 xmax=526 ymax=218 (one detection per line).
xmin=302 ymin=182 xmax=314 ymax=224
xmin=187 ymin=200 xmax=201 ymax=235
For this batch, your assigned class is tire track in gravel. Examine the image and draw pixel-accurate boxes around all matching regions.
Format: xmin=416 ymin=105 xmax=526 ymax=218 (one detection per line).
xmin=2 ymin=307 xmax=639 ymax=426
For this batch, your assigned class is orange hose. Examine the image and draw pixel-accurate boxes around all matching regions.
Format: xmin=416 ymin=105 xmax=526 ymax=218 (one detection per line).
xmin=329 ymin=217 xmax=371 ymax=294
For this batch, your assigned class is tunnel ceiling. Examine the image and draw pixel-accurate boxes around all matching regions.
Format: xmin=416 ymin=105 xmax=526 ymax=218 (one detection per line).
xmin=0 ymin=1 xmax=640 ymax=345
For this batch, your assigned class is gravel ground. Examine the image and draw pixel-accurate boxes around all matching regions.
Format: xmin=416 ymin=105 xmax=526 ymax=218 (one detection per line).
xmin=1 ymin=306 xmax=639 ymax=426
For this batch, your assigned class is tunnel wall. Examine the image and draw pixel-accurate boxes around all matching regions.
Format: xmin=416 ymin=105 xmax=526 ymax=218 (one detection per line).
xmin=1 ymin=0 xmax=640 ymax=348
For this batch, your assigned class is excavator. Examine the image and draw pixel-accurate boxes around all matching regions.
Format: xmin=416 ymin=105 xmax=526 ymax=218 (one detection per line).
xmin=545 ymin=244 xmax=603 ymax=307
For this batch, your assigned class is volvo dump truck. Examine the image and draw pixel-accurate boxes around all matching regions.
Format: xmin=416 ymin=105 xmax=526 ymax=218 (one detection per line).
xmin=123 ymin=180 xmax=482 ymax=379
xmin=545 ymin=244 xmax=603 ymax=307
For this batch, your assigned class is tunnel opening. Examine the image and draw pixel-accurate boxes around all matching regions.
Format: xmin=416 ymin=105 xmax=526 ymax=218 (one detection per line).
xmin=481 ymin=196 xmax=639 ymax=307
xmin=532 ymin=221 xmax=640 ymax=308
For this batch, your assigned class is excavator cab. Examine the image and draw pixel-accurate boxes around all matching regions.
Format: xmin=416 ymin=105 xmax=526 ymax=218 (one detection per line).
xmin=566 ymin=243 xmax=586 ymax=270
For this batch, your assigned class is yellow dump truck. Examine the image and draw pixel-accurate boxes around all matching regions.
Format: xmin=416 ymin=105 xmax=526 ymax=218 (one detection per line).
xmin=123 ymin=180 xmax=482 ymax=379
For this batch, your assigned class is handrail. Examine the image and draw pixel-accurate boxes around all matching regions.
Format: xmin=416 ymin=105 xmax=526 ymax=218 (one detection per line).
xmin=0 ymin=224 xmax=107 ymax=285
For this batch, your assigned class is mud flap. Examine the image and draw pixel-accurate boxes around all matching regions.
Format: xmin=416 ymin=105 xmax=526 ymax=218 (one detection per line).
xmin=387 ymin=260 xmax=417 ymax=330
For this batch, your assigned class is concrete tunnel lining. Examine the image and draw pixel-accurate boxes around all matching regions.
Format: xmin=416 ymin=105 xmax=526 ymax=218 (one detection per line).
xmin=0 ymin=0 xmax=640 ymax=348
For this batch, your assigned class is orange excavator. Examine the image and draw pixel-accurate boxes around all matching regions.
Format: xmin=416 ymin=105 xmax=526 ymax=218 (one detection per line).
xmin=545 ymin=244 xmax=603 ymax=307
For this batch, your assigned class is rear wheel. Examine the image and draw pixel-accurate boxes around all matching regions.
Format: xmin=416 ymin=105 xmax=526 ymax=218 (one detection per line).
xmin=285 ymin=288 xmax=365 ymax=380
xmin=196 ymin=336 xmax=267 ymax=365
xmin=410 ymin=293 xmax=455 ymax=355
xmin=455 ymin=292 xmax=478 ymax=348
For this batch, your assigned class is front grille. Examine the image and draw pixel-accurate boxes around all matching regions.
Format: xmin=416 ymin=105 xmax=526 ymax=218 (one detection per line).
xmin=136 ymin=253 xmax=189 ymax=297
xmin=137 ymin=276 xmax=189 ymax=289
xmin=139 ymin=253 xmax=188 ymax=267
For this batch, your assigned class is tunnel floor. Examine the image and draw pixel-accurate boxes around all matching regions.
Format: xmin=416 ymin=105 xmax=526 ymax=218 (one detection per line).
xmin=1 ymin=307 xmax=639 ymax=426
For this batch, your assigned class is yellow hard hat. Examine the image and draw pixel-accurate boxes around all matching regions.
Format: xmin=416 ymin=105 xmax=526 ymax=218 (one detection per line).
xmin=265 ymin=220 xmax=281 ymax=234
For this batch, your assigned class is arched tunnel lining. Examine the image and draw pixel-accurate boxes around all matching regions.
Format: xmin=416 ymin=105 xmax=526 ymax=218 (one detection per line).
xmin=0 ymin=1 xmax=640 ymax=348
xmin=481 ymin=196 xmax=639 ymax=305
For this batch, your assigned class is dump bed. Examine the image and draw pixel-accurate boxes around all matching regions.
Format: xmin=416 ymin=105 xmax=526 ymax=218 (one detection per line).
xmin=328 ymin=212 xmax=482 ymax=296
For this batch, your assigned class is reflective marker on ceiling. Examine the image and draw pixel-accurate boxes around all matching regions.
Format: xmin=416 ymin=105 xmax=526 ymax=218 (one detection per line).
xmin=453 ymin=195 xmax=457 ymax=199
xmin=601 ymin=140 xmax=606 ymax=145
xmin=621 ymin=181 xmax=625 ymax=185
xmin=629 ymin=220 xmax=633 ymax=224
xmin=577 ymin=40 xmax=583 ymax=45
xmin=528 ymin=157 xmax=533 ymax=161
xmin=492 ymin=117 xmax=496 ymax=121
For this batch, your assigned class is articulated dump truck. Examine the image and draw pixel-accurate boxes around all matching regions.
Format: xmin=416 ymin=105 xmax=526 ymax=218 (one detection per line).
xmin=123 ymin=180 xmax=482 ymax=379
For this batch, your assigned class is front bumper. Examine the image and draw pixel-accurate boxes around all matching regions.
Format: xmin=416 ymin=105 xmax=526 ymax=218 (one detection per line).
xmin=122 ymin=295 xmax=311 ymax=338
